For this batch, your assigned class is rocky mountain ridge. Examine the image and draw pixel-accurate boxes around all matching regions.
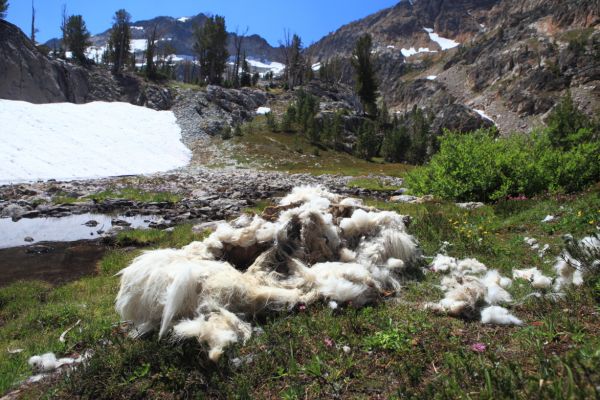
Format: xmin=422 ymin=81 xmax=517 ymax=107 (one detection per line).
xmin=308 ymin=0 xmax=600 ymax=134
xmin=45 ymin=13 xmax=284 ymax=63
xmin=1 ymin=19 xmax=173 ymax=108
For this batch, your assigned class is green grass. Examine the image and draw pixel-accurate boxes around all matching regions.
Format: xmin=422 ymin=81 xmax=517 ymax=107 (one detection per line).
xmin=2 ymin=188 xmax=600 ymax=398
xmin=167 ymin=81 xmax=204 ymax=91
xmin=212 ymin=116 xmax=413 ymax=177
xmin=54 ymin=187 xmax=182 ymax=205
xmin=348 ymin=177 xmax=402 ymax=192
xmin=0 ymin=224 xmax=207 ymax=396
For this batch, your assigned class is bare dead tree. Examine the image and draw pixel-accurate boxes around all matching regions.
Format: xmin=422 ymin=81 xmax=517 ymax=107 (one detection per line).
xmin=30 ymin=0 xmax=38 ymax=43
xmin=232 ymin=26 xmax=248 ymax=88
xmin=279 ymin=29 xmax=293 ymax=89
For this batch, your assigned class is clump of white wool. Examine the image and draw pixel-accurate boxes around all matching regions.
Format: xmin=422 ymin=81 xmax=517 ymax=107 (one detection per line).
xmin=481 ymin=306 xmax=523 ymax=326
xmin=513 ymin=268 xmax=553 ymax=289
xmin=426 ymin=255 xmax=519 ymax=324
xmin=115 ymin=186 xmax=420 ymax=361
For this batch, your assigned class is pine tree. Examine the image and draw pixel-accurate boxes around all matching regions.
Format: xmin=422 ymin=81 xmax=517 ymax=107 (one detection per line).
xmin=0 ymin=0 xmax=8 ymax=20
xmin=382 ymin=125 xmax=411 ymax=162
xmin=406 ymin=107 xmax=430 ymax=164
xmin=194 ymin=15 xmax=229 ymax=85
xmin=240 ymin=52 xmax=251 ymax=87
xmin=546 ymin=92 xmax=592 ymax=149
xmin=108 ymin=9 xmax=131 ymax=74
xmin=352 ymin=34 xmax=378 ymax=116
xmin=355 ymin=119 xmax=380 ymax=160
xmin=145 ymin=24 xmax=159 ymax=79
xmin=65 ymin=15 xmax=91 ymax=63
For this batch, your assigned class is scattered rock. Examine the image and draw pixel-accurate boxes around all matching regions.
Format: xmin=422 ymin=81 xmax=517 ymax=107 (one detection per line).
xmin=24 ymin=237 xmax=34 ymax=243
xmin=456 ymin=202 xmax=485 ymax=210
xmin=390 ymin=195 xmax=418 ymax=203
xmin=111 ymin=219 xmax=131 ymax=227
xmin=1 ymin=204 xmax=26 ymax=219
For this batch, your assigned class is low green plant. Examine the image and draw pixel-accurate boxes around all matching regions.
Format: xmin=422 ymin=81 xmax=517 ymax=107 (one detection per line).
xmin=407 ymin=128 xmax=600 ymax=202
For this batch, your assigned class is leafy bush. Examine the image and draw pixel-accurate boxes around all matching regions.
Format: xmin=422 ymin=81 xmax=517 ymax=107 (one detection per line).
xmin=406 ymin=129 xmax=600 ymax=202
xmin=407 ymin=94 xmax=599 ymax=202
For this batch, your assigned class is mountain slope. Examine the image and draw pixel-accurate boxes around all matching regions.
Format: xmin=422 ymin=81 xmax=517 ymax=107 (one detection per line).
xmin=308 ymin=0 xmax=600 ymax=134
xmin=46 ymin=14 xmax=284 ymax=63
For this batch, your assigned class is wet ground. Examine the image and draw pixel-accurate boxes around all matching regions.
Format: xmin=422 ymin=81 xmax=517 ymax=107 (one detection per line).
xmin=0 ymin=213 xmax=162 ymax=287
xmin=0 ymin=240 xmax=107 ymax=286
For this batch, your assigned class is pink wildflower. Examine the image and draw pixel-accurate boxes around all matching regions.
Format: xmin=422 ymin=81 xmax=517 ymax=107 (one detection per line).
xmin=323 ymin=338 xmax=334 ymax=348
xmin=470 ymin=342 xmax=487 ymax=353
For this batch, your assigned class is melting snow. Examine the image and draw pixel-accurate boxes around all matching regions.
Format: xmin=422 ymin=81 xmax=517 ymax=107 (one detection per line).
xmin=423 ymin=27 xmax=460 ymax=50
xmin=474 ymin=109 xmax=494 ymax=122
xmin=178 ymin=17 xmax=190 ymax=23
xmin=256 ymin=107 xmax=271 ymax=115
xmin=0 ymin=100 xmax=191 ymax=184
xmin=312 ymin=62 xmax=322 ymax=71
xmin=427 ymin=75 xmax=437 ymax=80
xmin=131 ymin=26 xmax=144 ymax=31
xmin=246 ymin=59 xmax=285 ymax=75
xmin=130 ymin=39 xmax=148 ymax=52
xmin=401 ymin=47 xmax=436 ymax=57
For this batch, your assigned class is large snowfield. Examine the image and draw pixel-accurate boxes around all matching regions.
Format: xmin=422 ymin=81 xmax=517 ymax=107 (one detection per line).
xmin=0 ymin=100 xmax=192 ymax=184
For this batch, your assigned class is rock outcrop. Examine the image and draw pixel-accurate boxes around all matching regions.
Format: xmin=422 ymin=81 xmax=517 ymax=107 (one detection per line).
xmin=172 ymin=86 xmax=268 ymax=144
xmin=307 ymin=0 xmax=600 ymax=134
xmin=0 ymin=20 xmax=173 ymax=110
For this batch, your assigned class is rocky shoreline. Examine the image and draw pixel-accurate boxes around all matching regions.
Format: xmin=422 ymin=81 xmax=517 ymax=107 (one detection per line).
xmin=0 ymin=168 xmax=404 ymax=230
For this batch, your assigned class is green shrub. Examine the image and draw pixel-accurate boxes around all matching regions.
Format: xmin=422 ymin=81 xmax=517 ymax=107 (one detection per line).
xmin=265 ymin=112 xmax=278 ymax=132
xmin=406 ymin=129 xmax=600 ymax=202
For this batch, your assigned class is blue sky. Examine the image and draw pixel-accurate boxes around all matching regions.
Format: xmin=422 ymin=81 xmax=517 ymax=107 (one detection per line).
xmin=6 ymin=0 xmax=399 ymax=46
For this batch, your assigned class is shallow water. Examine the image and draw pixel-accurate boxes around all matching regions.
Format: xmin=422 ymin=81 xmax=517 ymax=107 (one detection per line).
xmin=0 ymin=213 xmax=159 ymax=249
xmin=0 ymin=240 xmax=108 ymax=286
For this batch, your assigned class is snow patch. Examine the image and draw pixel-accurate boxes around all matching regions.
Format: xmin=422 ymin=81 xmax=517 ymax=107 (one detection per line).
xmin=256 ymin=107 xmax=271 ymax=115
xmin=178 ymin=17 xmax=190 ymax=23
xmin=131 ymin=26 xmax=144 ymax=31
xmin=426 ymin=75 xmax=437 ymax=80
xmin=0 ymin=100 xmax=191 ymax=184
xmin=130 ymin=39 xmax=148 ymax=52
xmin=247 ymin=59 xmax=285 ymax=75
xmin=311 ymin=62 xmax=322 ymax=71
xmin=423 ymin=27 xmax=460 ymax=50
xmin=401 ymin=47 xmax=436 ymax=58
xmin=474 ymin=109 xmax=494 ymax=122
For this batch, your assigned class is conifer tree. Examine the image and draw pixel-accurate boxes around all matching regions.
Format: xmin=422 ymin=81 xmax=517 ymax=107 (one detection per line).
xmin=65 ymin=15 xmax=91 ymax=63
xmin=193 ymin=15 xmax=229 ymax=85
xmin=240 ymin=52 xmax=251 ymax=87
xmin=281 ymin=30 xmax=306 ymax=89
xmin=145 ymin=24 xmax=159 ymax=79
xmin=0 ymin=0 xmax=8 ymax=20
xmin=108 ymin=9 xmax=131 ymax=74
xmin=352 ymin=34 xmax=378 ymax=116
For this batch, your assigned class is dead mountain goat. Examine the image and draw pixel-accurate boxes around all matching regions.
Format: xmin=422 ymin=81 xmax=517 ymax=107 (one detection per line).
xmin=115 ymin=186 xmax=421 ymax=360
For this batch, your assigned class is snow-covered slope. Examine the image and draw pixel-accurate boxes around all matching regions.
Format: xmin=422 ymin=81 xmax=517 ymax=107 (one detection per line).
xmin=0 ymin=100 xmax=191 ymax=184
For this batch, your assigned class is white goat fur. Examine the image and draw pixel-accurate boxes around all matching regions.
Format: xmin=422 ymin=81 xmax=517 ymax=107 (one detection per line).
xmin=116 ymin=186 xmax=419 ymax=360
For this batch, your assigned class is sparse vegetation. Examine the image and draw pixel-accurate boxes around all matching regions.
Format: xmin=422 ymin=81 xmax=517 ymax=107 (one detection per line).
xmin=53 ymin=187 xmax=182 ymax=204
